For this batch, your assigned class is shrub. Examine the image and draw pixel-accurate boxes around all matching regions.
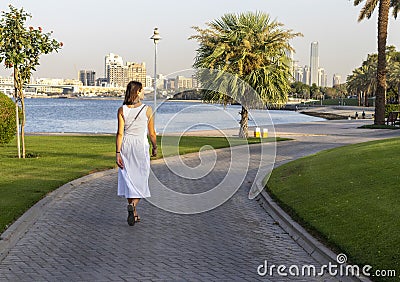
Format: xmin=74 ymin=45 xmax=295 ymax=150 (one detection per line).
xmin=385 ymin=104 xmax=400 ymax=118
xmin=0 ymin=92 xmax=17 ymax=144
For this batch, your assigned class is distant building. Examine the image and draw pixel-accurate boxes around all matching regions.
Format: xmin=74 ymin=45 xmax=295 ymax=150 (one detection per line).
xmin=310 ymin=42 xmax=319 ymax=86
xmin=192 ymin=75 xmax=199 ymax=88
xmin=333 ymin=74 xmax=341 ymax=86
xmin=105 ymin=53 xmax=126 ymax=87
xmin=176 ymin=76 xmax=193 ymax=90
xmin=286 ymin=48 xmax=295 ymax=81
xmin=318 ymin=68 xmax=327 ymax=87
xmin=107 ymin=64 xmax=127 ymax=87
xmin=156 ymin=74 xmax=166 ymax=90
xmin=303 ymin=65 xmax=310 ymax=85
xmin=294 ymin=66 xmax=304 ymax=83
xmin=127 ymin=62 xmax=146 ymax=86
xmin=104 ymin=53 xmax=146 ymax=88
xmin=146 ymin=75 xmax=152 ymax=88
xmin=96 ymin=78 xmax=108 ymax=87
xmin=35 ymin=78 xmax=64 ymax=94
xmin=0 ymin=76 xmax=13 ymax=84
xmin=105 ymin=53 xmax=123 ymax=77
xmin=79 ymin=70 xmax=96 ymax=86
xmin=64 ymin=79 xmax=83 ymax=86
xmin=166 ymin=78 xmax=176 ymax=90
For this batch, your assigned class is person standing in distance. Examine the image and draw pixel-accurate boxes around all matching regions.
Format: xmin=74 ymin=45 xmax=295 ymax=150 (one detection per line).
xmin=116 ymin=81 xmax=157 ymax=226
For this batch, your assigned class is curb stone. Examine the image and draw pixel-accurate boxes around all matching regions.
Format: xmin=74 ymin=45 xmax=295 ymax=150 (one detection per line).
xmin=256 ymin=189 xmax=372 ymax=282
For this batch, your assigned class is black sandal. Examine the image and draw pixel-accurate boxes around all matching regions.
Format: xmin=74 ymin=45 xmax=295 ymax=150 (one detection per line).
xmin=135 ymin=215 xmax=141 ymax=222
xmin=127 ymin=204 xmax=135 ymax=226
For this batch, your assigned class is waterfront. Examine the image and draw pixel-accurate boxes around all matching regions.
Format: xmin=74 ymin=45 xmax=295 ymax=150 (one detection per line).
xmin=24 ymin=98 xmax=325 ymax=134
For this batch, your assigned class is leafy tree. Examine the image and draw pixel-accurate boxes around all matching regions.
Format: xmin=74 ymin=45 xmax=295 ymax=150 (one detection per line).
xmin=354 ymin=0 xmax=400 ymax=124
xmin=310 ymin=83 xmax=320 ymax=98
xmin=0 ymin=92 xmax=17 ymax=144
xmin=190 ymin=12 xmax=301 ymax=137
xmin=0 ymin=5 xmax=62 ymax=158
xmin=290 ymin=81 xmax=311 ymax=100
xmin=333 ymin=84 xmax=348 ymax=98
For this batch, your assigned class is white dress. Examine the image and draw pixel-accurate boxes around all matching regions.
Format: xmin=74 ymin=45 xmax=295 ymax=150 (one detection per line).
xmin=118 ymin=104 xmax=151 ymax=198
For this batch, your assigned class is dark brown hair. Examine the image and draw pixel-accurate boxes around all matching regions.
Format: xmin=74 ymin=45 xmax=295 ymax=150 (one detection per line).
xmin=123 ymin=81 xmax=143 ymax=105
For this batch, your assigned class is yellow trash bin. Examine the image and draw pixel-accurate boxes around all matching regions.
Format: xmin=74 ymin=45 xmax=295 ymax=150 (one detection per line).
xmin=254 ymin=127 xmax=261 ymax=137
xmin=262 ymin=128 xmax=268 ymax=138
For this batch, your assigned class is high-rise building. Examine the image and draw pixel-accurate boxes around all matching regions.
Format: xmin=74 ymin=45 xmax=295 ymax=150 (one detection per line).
xmin=318 ymin=68 xmax=327 ymax=87
xmin=107 ymin=64 xmax=127 ymax=87
xmin=79 ymin=70 xmax=96 ymax=86
xmin=286 ymin=48 xmax=295 ymax=81
xmin=294 ymin=66 xmax=304 ymax=83
xmin=333 ymin=74 xmax=341 ymax=86
xmin=105 ymin=53 xmax=126 ymax=87
xmin=303 ymin=65 xmax=310 ymax=85
xmin=310 ymin=42 xmax=319 ymax=86
xmin=105 ymin=53 xmax=123 ymax=77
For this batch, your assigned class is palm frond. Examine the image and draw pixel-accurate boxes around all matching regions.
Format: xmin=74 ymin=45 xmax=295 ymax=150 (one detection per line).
xmin=355 ymin=0 xmax=379 ymax=20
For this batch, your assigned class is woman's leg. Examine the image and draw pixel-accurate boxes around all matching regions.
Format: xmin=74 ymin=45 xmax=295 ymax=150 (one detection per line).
xmin=133 ymin=198 xmax=140 ymax=221
xmin=127 ymin=198 xmax=135 ymax=225
xmin=127 ymin=198 xmax=140 ymax=206
xmin=133 ymin=198 xmax=140 ymax=207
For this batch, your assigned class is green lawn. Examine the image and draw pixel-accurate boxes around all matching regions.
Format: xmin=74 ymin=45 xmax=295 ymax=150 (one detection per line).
xmin=266 ymin=138 xmax=400 ymax=281
xmin=302 ymin=98 xmax=374 ymax=107
xmin=0 ymin=135 xmax=279 ymax=233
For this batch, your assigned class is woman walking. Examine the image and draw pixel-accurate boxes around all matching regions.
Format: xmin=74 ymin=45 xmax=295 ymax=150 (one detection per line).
xmin=116 ymin=81 xmax=157 ymax=226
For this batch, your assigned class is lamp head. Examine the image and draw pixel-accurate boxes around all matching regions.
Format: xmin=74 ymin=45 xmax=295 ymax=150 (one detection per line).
xmin=150 ymin=27 xmax=161 ymax=44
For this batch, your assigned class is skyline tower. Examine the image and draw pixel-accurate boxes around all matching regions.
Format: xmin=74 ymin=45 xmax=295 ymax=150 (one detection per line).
xmin=310 ymin=42 xmax=319 ymax=86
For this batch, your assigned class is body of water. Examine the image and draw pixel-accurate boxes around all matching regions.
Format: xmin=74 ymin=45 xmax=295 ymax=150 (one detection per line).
xmin=23 ymin=98 xmax=324 ymax=134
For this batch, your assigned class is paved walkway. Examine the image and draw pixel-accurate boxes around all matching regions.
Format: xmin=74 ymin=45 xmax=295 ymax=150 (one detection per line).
xmin=0 ymin=119 xmax=398 ymax=281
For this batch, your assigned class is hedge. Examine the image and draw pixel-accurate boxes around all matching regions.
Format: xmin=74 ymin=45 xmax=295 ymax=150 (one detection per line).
xmin=0 ymin=92 xmax=17 ymax=144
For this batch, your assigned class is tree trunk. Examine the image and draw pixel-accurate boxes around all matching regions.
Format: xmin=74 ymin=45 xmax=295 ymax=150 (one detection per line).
xmin=14 ymin=100 xmax=21 ymax=159
xmin=398 ymin=85 xmax=400 ymax=105
xmin=13 ymin=68 xmax=21 ymax=159
xmin=13 ymin=68 xmax=27 ymax=158
xmin=358 ymin=91 xmax=361 ymax=106
xmin=239 ymin=106 xmax=248 ymax=138
xmin=375 ymin=0 xmax=390 ymax=125
xmin=364 ymin=91 xmax=369 ymax=107
xmin=20 ymin=93 xmax=26 ymax=158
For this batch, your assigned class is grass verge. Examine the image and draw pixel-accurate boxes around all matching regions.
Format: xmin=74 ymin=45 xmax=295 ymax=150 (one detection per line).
xmin=0 ymin=135 xmax=285 ymax=233
xmin=360 ymin=124 xmax=400 ymax=130
xmin=300 ymin=111 xmax=347 ymax=120
xmin=266 ymin=138 xmax=400 ymax=281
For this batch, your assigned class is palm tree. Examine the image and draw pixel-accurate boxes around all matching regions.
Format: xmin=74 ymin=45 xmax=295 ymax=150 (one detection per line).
xmin=190 ymin=12 xmax=301 ymax=137
xmin=354 ymin=0 xmax=400 ymax=124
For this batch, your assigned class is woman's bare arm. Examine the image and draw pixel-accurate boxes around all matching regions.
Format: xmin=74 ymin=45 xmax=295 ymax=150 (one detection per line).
xmin=116 ymin=106 xmax=125 ymax=168
xmin=146 ymin=106 xmax=157 ymax=156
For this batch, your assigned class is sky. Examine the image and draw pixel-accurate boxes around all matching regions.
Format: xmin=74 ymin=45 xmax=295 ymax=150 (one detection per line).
xmin=1 ymin=0 xmax=400 ymax=86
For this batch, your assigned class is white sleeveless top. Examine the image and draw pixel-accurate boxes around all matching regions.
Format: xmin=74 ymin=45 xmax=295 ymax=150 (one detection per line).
xmin=122 ymin=104 xmax=148 ymax=138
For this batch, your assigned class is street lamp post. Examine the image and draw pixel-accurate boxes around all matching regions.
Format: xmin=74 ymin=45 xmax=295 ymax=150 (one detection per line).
xmin=150 ymin=27 xmax=161 ymax=130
